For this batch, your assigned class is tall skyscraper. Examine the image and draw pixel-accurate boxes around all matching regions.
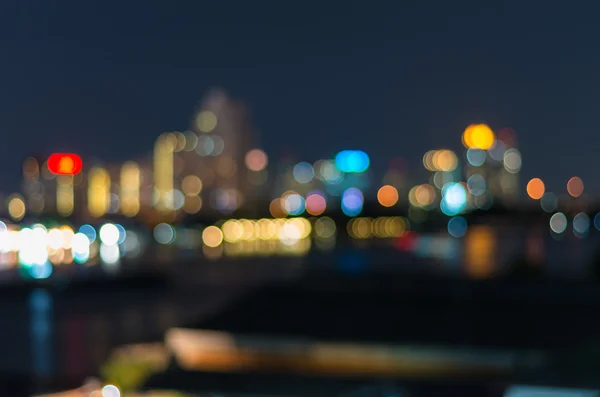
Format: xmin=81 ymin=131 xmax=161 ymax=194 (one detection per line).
xmin=153 ymin=133 xmax=175 ymax=213
xmin=184 ymin=88 xmax=255 ymax=214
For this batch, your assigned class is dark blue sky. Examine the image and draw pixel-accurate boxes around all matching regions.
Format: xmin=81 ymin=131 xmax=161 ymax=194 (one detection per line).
xmin=0 ymin=1 xmax=598 ymax=192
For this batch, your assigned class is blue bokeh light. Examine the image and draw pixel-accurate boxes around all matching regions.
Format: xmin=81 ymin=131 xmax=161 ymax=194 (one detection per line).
xmin=447 ymin=216 xmax=468 ymax=238
xmin=293 ymin=162 xmax=314 ymax=184
xmin=466 ymin=148 xmax=486 ymax=166
xmin=440 ymin=183 xmax=467 ymax=216
xmin=285 ymin=194 xmax=306 ymax=216
xmin=341 ymin=188 xmax=364 ymax=217
xmin=335 ymin=150 xmax=370 ymax=173
xmin=78 ymin=224 xmax=97 ymax=244
xmin=594 ymin=213 xmax=600 ymax=231
xmin=573 ymin=212 xmax=590 ymax=236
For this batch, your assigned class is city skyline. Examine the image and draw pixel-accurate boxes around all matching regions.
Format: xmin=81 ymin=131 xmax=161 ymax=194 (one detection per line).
xmin=2 ymin=2 xmax=600 ymax=193
xmin=1 ymin=87 xmax=587 ymax=224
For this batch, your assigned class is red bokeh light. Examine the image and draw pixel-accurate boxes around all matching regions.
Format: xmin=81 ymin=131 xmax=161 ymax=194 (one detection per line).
xmin=47 ymin=153 xmax=82 ymax=175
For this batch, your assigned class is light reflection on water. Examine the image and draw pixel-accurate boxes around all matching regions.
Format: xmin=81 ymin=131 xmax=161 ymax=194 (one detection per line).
xmin=29 ymin=288 xmax=52 ymax=377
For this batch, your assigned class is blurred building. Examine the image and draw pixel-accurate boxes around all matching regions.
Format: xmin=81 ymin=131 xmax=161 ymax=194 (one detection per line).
xmin=22 ymin=156 xmax=46 ymax=215
xmin=463 ymin=127 xmax=521 ymax=208
xmin=184 ymin=88 xmax=255 ymax=214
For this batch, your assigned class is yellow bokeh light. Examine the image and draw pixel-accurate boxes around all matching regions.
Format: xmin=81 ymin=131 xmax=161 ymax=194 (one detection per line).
xmin=88 ymin=167 xmax=110 ymax=218
xmin=120 ymin=161 xmax=141 ymax=217
xmin=202 ymin=226 xmax=224 ymax=248
xmin=433 ymin=150 xmax=458 ymax=172
xmin=462 ymin=124 xmax=495 ymax=150
xmin=196 ymin=111 xmax=217 ymax=133
xmin=314 ymin=217 xmax=336 ymax=238
xmin=526 ymin=178 xmax=545 ymax=200
xmin=415 ymin=184 xmax=435 ymax=206
xmin=422 ymin=150 xmax=436 ymax=171
xmin=377 ymin=185 xmax=399 ymax=207
xmin=8 ymin=196 xmax=26 ymax=221
xmin=567 ymin=176 xmax=584 ymax=198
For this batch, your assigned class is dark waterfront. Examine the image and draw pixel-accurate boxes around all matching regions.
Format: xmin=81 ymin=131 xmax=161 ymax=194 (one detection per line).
xmin=2 ymin=219 xmax=600 ymax=395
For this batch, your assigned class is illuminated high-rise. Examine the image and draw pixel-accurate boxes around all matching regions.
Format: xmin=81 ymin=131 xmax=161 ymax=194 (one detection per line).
xmin=120 ymin=161 xmax=141 ymax=217
xmin=22 ymin=156 xmax=45 ymax=215
xmin=88 ymin=167 xmax=110 ymax=217
xmin=181 ymin=88 xmax=255 ymax=214
xmin=463 ymin=126 xmax=520 ymax=208
xmin=153 ymin=133 xmax=175 ymax=212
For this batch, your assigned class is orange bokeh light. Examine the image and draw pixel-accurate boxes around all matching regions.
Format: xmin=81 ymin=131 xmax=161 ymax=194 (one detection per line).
xmin=567 ymin=176 xmax=584 ymax=198
xmin=269 ymin=198 xmax=287 ymax=218
xmin=526 ymin=178 xmax=545 ymax=200
xmin=377 ymin=185 xmax=399 ymax=207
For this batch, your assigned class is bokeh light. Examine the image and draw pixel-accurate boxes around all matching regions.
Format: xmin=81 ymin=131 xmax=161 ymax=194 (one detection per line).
xmin=377 ymin=185 xmax=399 ymax=207
xmin=335 ymin=150 xmax=370 ymax=173
xmin=447 ymin=216 xmax=468 ymax=238
xmin=293 ymin=162 xmax=314 ymax=184
xmin=433 ymin=171 xmax=454 ymax=190
xmin=540 ymin=192 xmax=558 ymax=213
xmin=526 ymin=178 xmax=545 ymax=200
xmin=79 ymin=224 xmax=97 ymax=243
xmin=549 ymin=212 xmax=567 ymax=234
xmin=462 ymin=124 xmax=495 ymax=150
xmin=466 ymin=148 xmax=486 ymax=167
xmin=341 ymin=188 xmax=364 ymax=217
xmin=102 ymin=384 xmax=121 ymax=397
xmin=440 ymin=182 xmax=467 ymax=216
xmin=432 ymin=150 xmax=458 ymax=171
xmin=153 ymin=223 xmax=175 ymax=245
xmin=245 ymin=149 xmax=268 ymax=172
xmin=488 ymin=139 xmax=506 ymax=162
xmin=202 ymin=226 xmax=224 ymax=248
xmin=181 ymin=175 xmax=203 ymax=196
xmin=283 ymin=193 xmax=305 ymax=216
xmin=319 ymin=160 xmax=344 ymax=184
xmin=415 ymin=184 xmax=436 ymax=207
xmin=423 ymin=150 xmax=436 ymax=171
xmin=467 ymin=174 xmax=486 ymax=196
xmin=567 ymin=176 xmax=584 ymax=198
xmin=314 ymin=217 xmax=336 ymax=238
xmin=503 ymin=149 xmax=522 ymax=173
xmin=305 ymin=192 xmax=326 ymax=216
xmin=99 ymin=223 xmax=120 ymax=246
xmin=196 ymin=111 xmax=217 ymax=133
xmin=269 ymin=198 xmax=287 ymax=218
xmin=573 ymin=212 xmax=590 ymax=236
xmin=594 ymin=213 xmax=600 ymax=231
xmin=8 ymin=196 xmax=26 ymax=221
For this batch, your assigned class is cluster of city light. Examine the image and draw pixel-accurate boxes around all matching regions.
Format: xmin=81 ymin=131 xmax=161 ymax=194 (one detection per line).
xmin=3 ymin=84 xmax=596 ymax=252
xmin=408 ymin=123 xmax=521 ymax=222
xmin=525 ymin=176 xmax=585 ymax=216
xmin=347 ymin=217 xmax=409 ymax=239
xmin=422 ymin=149 xmax=458 ymax=172
xmin=0 ymin=222 xmax=144 ymax=278
xmin=221 ymin=218 xmax=312 ymax=246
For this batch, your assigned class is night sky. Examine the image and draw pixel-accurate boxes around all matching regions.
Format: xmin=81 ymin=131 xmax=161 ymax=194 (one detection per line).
xmin=1 ymin=1 xmax=598 ymax=193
